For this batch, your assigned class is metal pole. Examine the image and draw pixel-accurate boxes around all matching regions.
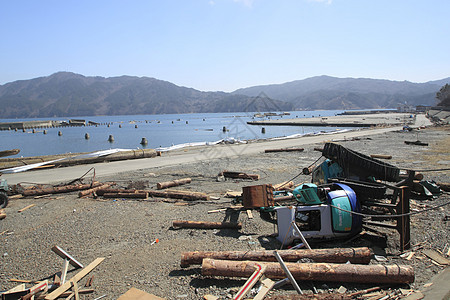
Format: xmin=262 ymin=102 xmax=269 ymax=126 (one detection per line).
xmin=273 ymin=251 xmax=303 ymax=294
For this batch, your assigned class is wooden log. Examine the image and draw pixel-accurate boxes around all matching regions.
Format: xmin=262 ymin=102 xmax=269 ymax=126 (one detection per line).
xmin=95 ymin=188 xmax=137 ymax=196
xmin=22 ymin=182 xmax=102 ymax=197
xmin=103 ymin=192 xmax=148 ymax=199
xmin=370 ymin=154 xmax=392 ymax=159
xmin=156 ymin=178 xmax=191 ymax=189
xmin=181 ymin=247 xmax=372 ymax=267
xmin=78 ymin=183 xmax=112 ymax=197
xmin=147 ymin=189 xmax=209 ymax=201
xmin=273 ymin=181 xmax=294 ymax=191
xmin=220 ymin=171 xmax=260 ymax=180
xmin=264 ymin=148 xmax=304 ymax=153
xmin=172 ymin=220 xmax=242 ymax=229
xmin=97 ymin=188 xmax=209 ymax=201
xmin=201 ymin=259 xmax=414 ymax=284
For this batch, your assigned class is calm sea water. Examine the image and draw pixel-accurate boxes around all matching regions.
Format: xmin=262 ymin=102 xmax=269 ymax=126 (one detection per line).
xmin=0 ymin=110 xmax=346 ymax=158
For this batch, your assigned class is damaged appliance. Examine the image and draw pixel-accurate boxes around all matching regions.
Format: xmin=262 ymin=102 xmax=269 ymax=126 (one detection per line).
xmin=275 ymin=183 xmax=362 ymax=246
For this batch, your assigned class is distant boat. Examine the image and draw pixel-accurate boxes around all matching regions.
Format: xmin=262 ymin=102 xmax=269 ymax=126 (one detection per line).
xmin=0 ymin=149 xmax=20 ymax=158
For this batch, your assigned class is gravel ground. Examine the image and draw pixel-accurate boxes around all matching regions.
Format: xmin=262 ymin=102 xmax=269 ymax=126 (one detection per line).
xmin=0 ymin=125 xmax=449 ymax=299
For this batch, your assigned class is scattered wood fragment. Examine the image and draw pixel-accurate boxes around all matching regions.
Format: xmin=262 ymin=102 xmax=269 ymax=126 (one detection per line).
xmin=422 ymin=249 xmax=449 ymax=265
xmin=224 ymin=191 xmax=241 ymax=198
xmin=254 ymin=276 xmax=275 ymax=300
xmin=18 ymin=204 xmax=35 ymax=213
xmin=180 ymin=247 xmax=372 ymax=267
xmin=264 ymin=148 xmax=304 ymax=153
xmin=207 ymin=208 xmax=227 ymax=214
xmin=219 ymin=171 xmax=260 ymax=180
xmin=273 ymin=181 xmax=294 ymax=191
xmin=9 ymin=194 xmax=23 ymax=199
xmin=370 ymin=154 xmax=392 ymax=159
xmin=172 ymin=220 xmax=242 ymax=230
xmin=0 ymin=208 xmax=5 ymax=220
xmin=117 ymin=287 xmax=165 ymax=300
xmin=45 ymin=257 xmax=105 ymax=300
xmin=347 ymin=286 xmax=381 ymax=297
xmin=78 ymin=183 xmax=112 ymax=197
xmin=246 ymin=209 xmax=254 ymax=219
xmin=201 ymin=259 xmax=415 ymax=284
xmin=156 ymin=178 xmax=191 ymax=189
xmin=23 ymin=182 xmax=102 ymax=197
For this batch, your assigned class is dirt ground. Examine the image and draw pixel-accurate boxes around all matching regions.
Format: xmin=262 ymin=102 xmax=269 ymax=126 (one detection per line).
xmin=0 ymin=125 xmax=449 ymax=299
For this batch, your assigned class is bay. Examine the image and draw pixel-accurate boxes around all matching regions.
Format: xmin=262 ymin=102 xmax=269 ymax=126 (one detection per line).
xmin=0 ymin=110 xmax=346 ymax=158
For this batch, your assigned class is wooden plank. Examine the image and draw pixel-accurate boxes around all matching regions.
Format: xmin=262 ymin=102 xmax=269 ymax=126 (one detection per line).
xmin=6 ymin=283 xmax=26 ymax=292
xmin=117 ymin=287 xmax=166 ymax=300
xmin=45 ymin=257 xmax=105 ymax=300
xmin=246 ymin=209 xmax=254 ymax=219
xmin=422 ymin=249 xmax=449 ymax=265
xmin=18 ymin=204 xmax=35 ymax=213
xmin=253 ymin=276 xmax=275 ymax=300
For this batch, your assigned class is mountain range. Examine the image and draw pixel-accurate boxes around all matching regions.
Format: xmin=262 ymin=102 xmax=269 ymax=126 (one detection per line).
xmin=0 ymin=72 xmax=448 ymax=118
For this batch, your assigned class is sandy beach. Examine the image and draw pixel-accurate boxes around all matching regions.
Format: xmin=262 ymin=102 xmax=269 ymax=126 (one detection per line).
xmin=0 ymin=113 xmax=449 ymax=299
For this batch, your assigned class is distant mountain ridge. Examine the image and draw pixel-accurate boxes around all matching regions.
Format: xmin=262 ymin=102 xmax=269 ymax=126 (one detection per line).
xmin=233 ymin=75 xmax=447 ymax=110
xmin=0 ymin=72 xmax=447 ymax=118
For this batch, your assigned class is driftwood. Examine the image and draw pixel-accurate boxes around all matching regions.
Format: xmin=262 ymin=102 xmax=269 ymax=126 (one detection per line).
xmin=264 ymin=148 xmax=304 ymax=153
xmin=220 ymin=171 xmax=260 ymax=180
xmin=78 ymin=183 xmax=112 ymax=197
xmin=103 ymin=192 xmax=148 ymax=199
xmin=172 ymin=220 xmax=242 ymax=229
xmin=181 ymin=247 xmax=372 ymax=267
xmin=22 ymin=182 xmax=102 ymax=197
xmin=156 ymin=178 xmax=191 ymax=189
xmin=201 ymin=259 xmax=415 ymax=284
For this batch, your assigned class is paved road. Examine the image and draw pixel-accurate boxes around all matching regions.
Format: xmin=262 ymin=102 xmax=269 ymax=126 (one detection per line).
xmin=2 ymin=114 xmax=432 ymax=185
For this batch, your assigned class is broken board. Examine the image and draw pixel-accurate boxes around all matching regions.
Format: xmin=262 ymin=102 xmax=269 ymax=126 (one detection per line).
xmin=117 ymin=287 xmax=165 ymax=300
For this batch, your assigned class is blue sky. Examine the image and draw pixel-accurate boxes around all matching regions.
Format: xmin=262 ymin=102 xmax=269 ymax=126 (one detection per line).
xmin=1 ymin=0 xmax=449 ymax=91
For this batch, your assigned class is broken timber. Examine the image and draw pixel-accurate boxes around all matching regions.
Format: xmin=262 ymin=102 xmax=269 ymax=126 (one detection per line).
xmin=172 ymin=220 xmax=242 ymax=230
xmin=45 ymin=257 xmax=105 ymax=300
xmin=22 ymin=182 xmax=102 ymax=197
xmin=180 ymin=247 xmax=371 ymax=267
xmin=201 ymin=259 xmax=414 ymax=284
xmin=156 ymin=178 xmax=191 ymax=189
